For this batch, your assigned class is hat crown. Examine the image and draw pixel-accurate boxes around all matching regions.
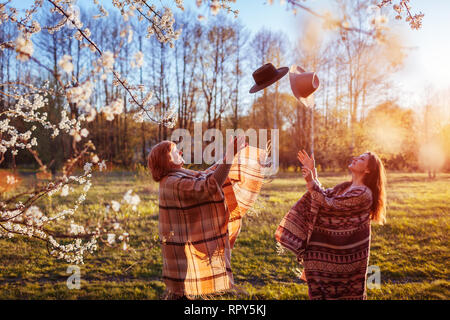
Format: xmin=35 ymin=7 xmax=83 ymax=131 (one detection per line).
xmin=289 ymin=65 xmax=320 ymax=99
xmin=249 ymin=63 xmax=289 ymax=94
xmin=253 ymin=63 xmax=278 ymax=86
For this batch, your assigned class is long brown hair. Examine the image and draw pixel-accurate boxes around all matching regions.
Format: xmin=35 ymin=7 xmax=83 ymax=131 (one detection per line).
xmin=147 ymin=141 xmax=178 ymax=182
xmin=363 ymin=151 xmax=387 ymax=224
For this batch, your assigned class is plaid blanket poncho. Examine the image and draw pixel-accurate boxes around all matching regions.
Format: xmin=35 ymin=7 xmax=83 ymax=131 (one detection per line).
xmin=158 ymin=146 xmax=266 ymax=297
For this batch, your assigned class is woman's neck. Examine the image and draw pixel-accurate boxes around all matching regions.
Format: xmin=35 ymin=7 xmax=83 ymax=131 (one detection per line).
xmin=169 ymin=165 xmax=185 ymax=173
xmin=351 ymin=172 xmax=366 ymax=187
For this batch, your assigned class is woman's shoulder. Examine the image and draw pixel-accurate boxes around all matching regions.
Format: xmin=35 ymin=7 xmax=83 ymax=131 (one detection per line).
xmin=335 ymin=182 xmax=371 ymax=197
xmin=332 ymin=181 xmax=351 ymax=194
xmin=163 ymin=168 xmax=209 ymax=184
xmin=347 ymin=185 xmax=372 ymax=200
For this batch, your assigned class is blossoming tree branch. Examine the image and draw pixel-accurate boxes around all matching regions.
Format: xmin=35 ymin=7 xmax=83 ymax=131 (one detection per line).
xmin=0 ymin=0 xmax=422 ymax=264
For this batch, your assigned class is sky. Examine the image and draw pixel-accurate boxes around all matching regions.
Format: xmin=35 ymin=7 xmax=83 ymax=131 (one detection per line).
xmin=11 ymin=0 xmax=450 ymax=111
xmin=387 ymin=0 xmax=450 ymax=107
xmin=227 ymin=0 xmax=450 ymax=110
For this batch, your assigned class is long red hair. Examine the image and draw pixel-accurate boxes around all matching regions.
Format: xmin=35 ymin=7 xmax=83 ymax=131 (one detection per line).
xmin=363 ymin=151 xmax=387 ymax=224
xmin=147 ymin=141 xmax=178 ymax=182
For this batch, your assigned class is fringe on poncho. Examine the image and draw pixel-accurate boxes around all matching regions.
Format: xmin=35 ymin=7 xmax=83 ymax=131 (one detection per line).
xmin=158 ymin=146 xmax=266 ymax=297
xmin=276 ymin=181 xmax=373 ymax=300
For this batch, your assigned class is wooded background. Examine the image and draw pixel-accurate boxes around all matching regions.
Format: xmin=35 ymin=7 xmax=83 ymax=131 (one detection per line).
xmin=1 ymin=2 xmax=449 ymax=174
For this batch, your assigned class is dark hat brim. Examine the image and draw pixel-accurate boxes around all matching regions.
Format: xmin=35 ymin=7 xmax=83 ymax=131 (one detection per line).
xmin=249 ymin=67 xmax=289 ymax=94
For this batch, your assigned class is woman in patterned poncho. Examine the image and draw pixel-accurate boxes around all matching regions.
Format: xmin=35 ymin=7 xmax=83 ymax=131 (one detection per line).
xmin=276 ymin=150 xmax=386 ymax=300
xmin=148 ymin=136 xmax=266 ymax=299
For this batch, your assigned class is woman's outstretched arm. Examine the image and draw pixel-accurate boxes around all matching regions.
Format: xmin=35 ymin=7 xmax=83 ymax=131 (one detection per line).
xmin=297 ymin=149 xmax=322 ymax=188
xmin=212 ymin=135 xmax=247 ymax=187
xmin=309 ymin=182 xmax=372 ymax=211
xmin=302 ymin=168 xmax=372 ymax=212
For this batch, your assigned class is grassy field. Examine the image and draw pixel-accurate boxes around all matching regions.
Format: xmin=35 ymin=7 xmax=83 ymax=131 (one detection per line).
xmin=0 ymin=171 xmax=449 ymax=299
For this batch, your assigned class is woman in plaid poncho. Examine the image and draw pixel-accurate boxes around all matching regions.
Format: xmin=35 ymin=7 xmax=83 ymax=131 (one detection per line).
xmin=148 ymin=136 xmax=265 ymax=299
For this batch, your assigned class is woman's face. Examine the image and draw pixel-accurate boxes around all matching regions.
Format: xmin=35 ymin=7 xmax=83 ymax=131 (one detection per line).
xmin=170 ymin=145 xmax=185 ymax=167
xmin=348 ymin=153 xmax=370 ymax=174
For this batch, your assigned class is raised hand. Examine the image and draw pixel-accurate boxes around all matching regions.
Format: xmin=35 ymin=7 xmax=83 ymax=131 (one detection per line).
xmin=297 ymin=149 xmax=315 ymax=171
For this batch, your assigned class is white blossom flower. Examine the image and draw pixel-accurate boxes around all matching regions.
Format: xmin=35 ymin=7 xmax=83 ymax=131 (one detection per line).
xmin=6 ymin=175 xmax=18 ymax=185
xmin=83 ymin=162 xmax=93 ymax=173
xmin=80 ymin=128 xmax=89 ymax=138
xmin=31 ymin=20 xmax=41 ymax=33
xmin=58 ymin=55 xmax=74 ymax=73
xmin=175 ymin=0 xmax=184 ymax=10
xmin=61 ymin=184 xmax=69 ymax=197
xmin=110 ymin=99 xmax=123 ymax=114
xmin=122 ymin=9 xmax=134 ymax=22
xmin=15 ymin=34 xmax=33 ymax=61
xmin=98 ymin=160 xmax=107 ymax=172
xmin=102 ymin=106 xmax=114 ymax=121
xmin=101 ymin=99 xmax=123 ymax=121
xmin=111 ymin=200 xmax=121 ymax=212
xmin=66 ymin=5 xmax=82 ymax=29
xmin=66 ymin=81 xmax=93 ymax=107
xmin=107 ymin=233 xmax=116 ymax=245
xmin=211 ymin=1 xmax=220 ymax=15
xmin=131 ymin=51 xmax=144 ymax=68
xmin=83 ymin=27 xmax=91 ymax=37
xmin=69 ymin=222 xmax=85 ymax=235
xmin=84 ymin=107 xmax=96 ymax=122
xmin=23 ymin=206 xmax=44 ymax=227
xmin=101 ymin=51 xmax=114 ymax=70
xmin=123 ymin=190 xmax=140 ymax=211
xmin=91 ymin=155 xmax=99 ymax=163
xmin=70 ymin=129 xmax=81 ymax=142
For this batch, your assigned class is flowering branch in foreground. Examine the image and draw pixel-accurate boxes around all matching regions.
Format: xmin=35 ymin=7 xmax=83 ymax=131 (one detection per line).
xmin=0 ymin=0 xmax=422 ymax=265
xmin=378 ymin=0 xmax=424 ymax=30
xmin=0 ymin=0 xmax=235 ymax=264
xmin=281 ymin=0 xmax=423 ymax=39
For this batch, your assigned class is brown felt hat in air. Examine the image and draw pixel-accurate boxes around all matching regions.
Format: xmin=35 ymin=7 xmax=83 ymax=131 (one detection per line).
xmin=289 ymin=65 xmax=320 ymax=99
xmin=249 ymin=63 xmax=289 ymax=94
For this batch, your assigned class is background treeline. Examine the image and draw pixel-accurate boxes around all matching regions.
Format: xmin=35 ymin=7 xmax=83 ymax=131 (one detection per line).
xmin=1 ymin=2 xmax=449 ymax=174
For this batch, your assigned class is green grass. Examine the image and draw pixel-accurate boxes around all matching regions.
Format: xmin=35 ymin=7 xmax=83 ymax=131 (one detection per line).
xmin=0 ymin=171 xmax=449 ymax=299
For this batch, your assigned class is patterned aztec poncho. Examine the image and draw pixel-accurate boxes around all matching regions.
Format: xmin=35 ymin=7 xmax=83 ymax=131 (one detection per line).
xmin=276 ymin=181 xmax=373 ymax=300
xmin=158 ymin=146 xmax=266 ymax=297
